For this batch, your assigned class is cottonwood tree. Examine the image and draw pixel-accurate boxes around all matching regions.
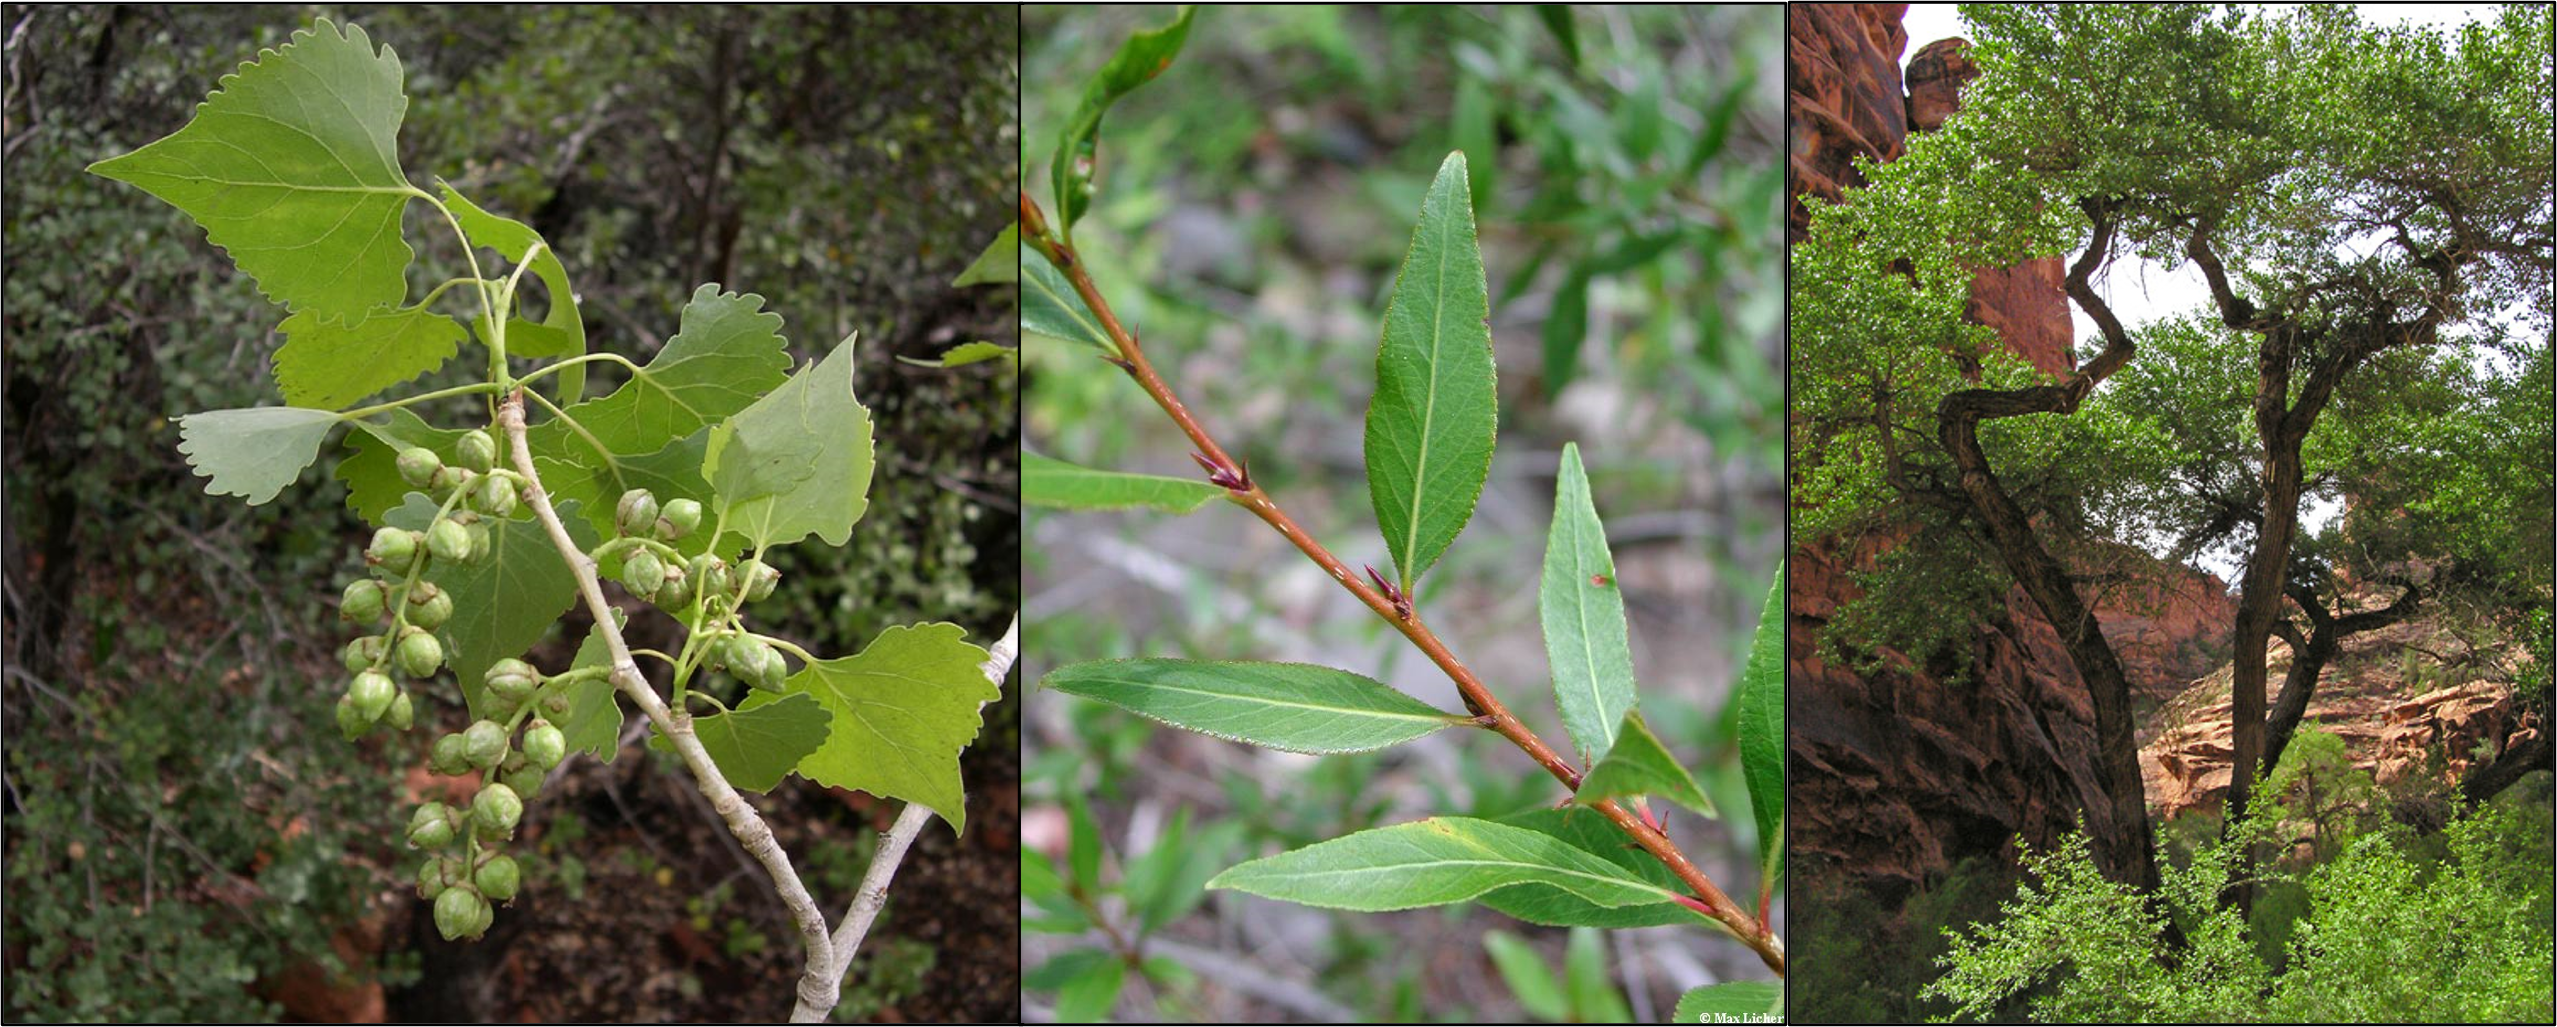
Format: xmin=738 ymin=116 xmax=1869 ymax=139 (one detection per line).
xmin=1791 ymin=1 xmax=2551 ymax=897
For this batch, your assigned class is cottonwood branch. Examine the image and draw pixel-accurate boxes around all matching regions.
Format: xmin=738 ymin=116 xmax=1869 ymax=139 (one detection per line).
xmin=1022 ymin=192 xmax=1784 ymax=975
xmin=499 ymin=393 xmax=843 ymax=1021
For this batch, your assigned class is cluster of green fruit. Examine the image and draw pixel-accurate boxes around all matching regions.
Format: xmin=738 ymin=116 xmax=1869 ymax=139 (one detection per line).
xmin=410 ymin=661 xmax=571 ymax=941
xmin=607 ymin=487 xmax=789 ymax=692
xmin=333 ymin=429 xmax=517 ymax=739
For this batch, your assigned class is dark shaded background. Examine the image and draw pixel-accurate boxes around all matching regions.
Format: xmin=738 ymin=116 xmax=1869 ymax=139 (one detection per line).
xmin=2 ymin=6 xmax=1017 ymax=1021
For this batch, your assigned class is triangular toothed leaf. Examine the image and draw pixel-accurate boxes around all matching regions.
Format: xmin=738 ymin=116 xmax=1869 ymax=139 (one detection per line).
xmin=648 ymin=692 xmax=830 ymax=794
xmin=87 ymin=19 xmax=418 ymax=320
xmin=274 ymin=305 xmax=464 ymax=411
xmin=761 ymin=623 xmax=997 ymax=832
xmin=705 ymin=334 xmax=874 ymax=550
xmin=177 ymin=406 xmax=344 ymax=505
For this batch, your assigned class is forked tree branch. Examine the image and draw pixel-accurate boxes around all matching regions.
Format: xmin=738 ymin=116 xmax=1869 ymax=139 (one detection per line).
xmin=1021 ymin=192 xmax=1784 ymax=975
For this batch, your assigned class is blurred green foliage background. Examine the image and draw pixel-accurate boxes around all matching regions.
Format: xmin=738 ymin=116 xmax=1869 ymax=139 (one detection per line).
xmin=1020 ymin=5 xmax=1784 ymax=1021
xmin=3 ymin=6 xmax=1017 ymax=1021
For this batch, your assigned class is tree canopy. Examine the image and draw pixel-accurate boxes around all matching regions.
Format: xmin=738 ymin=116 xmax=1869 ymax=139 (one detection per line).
xmin=1792 ymin=2 xmax=2553 ymax=889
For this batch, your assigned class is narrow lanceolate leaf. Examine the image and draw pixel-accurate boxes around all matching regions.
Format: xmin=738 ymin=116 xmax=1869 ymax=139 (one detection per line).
xmin=1735 ymin=566 xmax=1786 ymax=887
xmin=1480 ymin=810 xmax=1707 ymax=928
xmin=273 ymin=305 xmax=464 ymax=411
xmin=1574 ymin=711 xmax=1716 ymax=818
xmin=1044 ymin=659 xmax=1469 ymax=754
xmin=758 ymin=623 xmax=998 ymax=832
xmin=437 ymin=183 xmax=587 ymax=398
xmin=176 ymin=406 xmax=343 ymax=505
xmin=1023 ymin=450 xmax=1224 ymax=514
xmin=648 ymin=692 xmax=830 ymax=793
xmin=1208 ymin=817 xmax=1680 ymax=913
xmin=1364 ymin=151 xmax=1496 ymax=592
xmin=953 ymin=224 xmax=1019 ymax=287
xmin=704 ymin=334 xmax=874 ymax=550
xmin=1021 ymin=254 xmax=1114 ymax=351
xmin=1051 ymin=5 xmax=1196 ymax=233
xmin=1541 ymin=442 xmax=1637 ymax=763
xmin=899 ymin=341 xmax=1016 ymax=369
xmin=386 ymin=495 xmax=595 ymax=715
xmin=87 ymin=20 xmax=416 ymax=320
xmin=1673 ymin=981 xmax=1783 ymax=1023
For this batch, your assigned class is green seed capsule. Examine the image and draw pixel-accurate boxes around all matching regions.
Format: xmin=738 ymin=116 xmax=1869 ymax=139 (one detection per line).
xmin=348 ymin=670 xmax=396 ymax=722
xmin=341 ymin=635 xmax=386 ymax=673
xmin=473 ymin=783 xmax=523 ymax=836
xmin=541 ymin=693 xmax=571 ymax=716
xmin=429 ymin=732 xmax=473 ymax=776
xmin=429 ymin=465 xmax=475 ymax=503
xmin=735 ymin=638 xmax=788 ymax=692
xmin=417 ymin=857 xmax=456 ymax=900
xmin=622 ymin=550 xmax=667 ymax=598
xmin=396 ymin=447 xmax=444 ymax=488
xmin=408 ymin=586 xmax=454 ymax=630
xmin=475 ymin=854 xmax=522 ymax=902
xmin=651 ymin=565 xmax=694 ymax=612
xmin=466 ymin=522 xmax=491 ymax=564
xmin=425 ymin=518 xmax=472 ymax=564
xmin=408 ymin=803 xmax=457 ymax=849
xmin=501 ymin=763 xmax=545 ymax=801
xmin=484 ymin=658 xmax=539 ymax=703
xmin=658 ymin=498 xmax=703 ymax=540
xmin=395 ymin=631 xmax=444 ymax=679
xmin=336 ymin=694 xmax=368 ymax=740
xmin=523 ymin=720 xmax=566 ymax=770
xmin=433 ymin=886 xmax=487 ymax=941
xmin=697 ymin=557 xmax=734 ymax=603
xmin=340 ymin=579 xmax=387 ymax=623
xmin=741 ymin=559 xmax=780 ymax=603
xmin=615 ymin=489 xmax=659 ymax=538
xmin=463 ymin=719 xmax=511 ymax=770
xmin=457 ymin=430 xmax=497 ymax=473
xmin=386 ymin=689 xmax=414 ymax=732
xmin=474 ymin=474 xmax=518 ymax=518
xmin=367 ymin=527 xmax=420 ymax=570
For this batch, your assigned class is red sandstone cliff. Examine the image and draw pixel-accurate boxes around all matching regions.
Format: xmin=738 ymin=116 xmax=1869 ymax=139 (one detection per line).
xmin=1786 ymin=5 xmax=2232 ymax=896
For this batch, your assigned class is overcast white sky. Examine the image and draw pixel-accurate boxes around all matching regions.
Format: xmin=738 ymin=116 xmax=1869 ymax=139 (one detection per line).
xmin=1893 ymin=3 xmax=2517 ymax=581
xmin=1900 ymin=3 xmax=2509 ymax=337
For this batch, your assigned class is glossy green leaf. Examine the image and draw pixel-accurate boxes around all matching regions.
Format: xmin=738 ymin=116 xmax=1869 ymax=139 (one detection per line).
xmin=1044 ymin=658 xmax=1469 ymax=754
xmin=1673 ymin=981 xmax=1782 ymax=1023
xmin=1365 ymin=151 xmax=1496 ymax=592
xmin=1575 ymin=711 xmax=1716 ymax=817
xmin=87 ymin=19 xmax=416 ymax=320
xmin=1736 ymin=566 xmax=1786 ymax=887
xmin=1022 ymin=450 xmax=1224 ymax=514
xmin=1207 ymin=817 xmax=1682 ymax=912
xmin=1542 ymin=267 xmax=1592 ymax=397
xmin=385 ymin=495 xmax=595 ymax=715
xmin=705 ymin=334 xmax=874 ymax=549
xmin=1021 ymin=253 xmax=1113 ymax=350
xmin=1541 ymin=442 xmax=1637 ymax=763
xmin=273 ymin=305 xmax=464 ymax=411
xmin=755 ymin=623 xmax=996 ymax=832
xmin=436 ymin=182 xmax=587 ymax=399
xmin=176 ymin=406 xmax=343 ymax=505
xmin=1479 ymin=809 xmax=1706 ymax=929
xmin=1483 ymin=930 xmax=1570 ymax=1022
xmin=953 ymin=224 xmax=1018 ymax=286
xmin=1050 ymin=950 xmax=1126 ymax=1022
xmin=648 ymin=692 xmax=830 ymax=793
xmin=1050 ymin=5 xmax=1196 ymax=233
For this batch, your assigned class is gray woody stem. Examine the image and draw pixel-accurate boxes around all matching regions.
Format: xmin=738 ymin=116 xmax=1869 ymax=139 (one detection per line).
xmin=497 ymin=393 xmax=842 ymax=1018
xmin=795 ymin=617 xmax=1020 ymax=1022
